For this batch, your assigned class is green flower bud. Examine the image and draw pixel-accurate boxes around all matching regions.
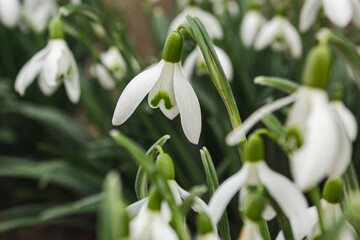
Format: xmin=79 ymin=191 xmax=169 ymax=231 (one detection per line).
xmin=244 ymin=191 xmax=265 ymax=221
xmin=284 ymin=126 xmax=303 ymax=152
xmin=313 ymin=234 xmax=322 ymax=240
xmin=148 ymin=188 xmax=162 ymax=211
xmin=302 ymin=43 xmax=332 ymax=89
xmin=245 ymin=135 xmax=264 ymax=162
xmin=162 ymin=31 xmax=183 ymax=63
xmin=156 ymin=153 xmax=175 ymax=180
xmin=196 ymin=212 xmax=213 ymax=235
xmin=49 ymin=15 xmax=64 ymax=39
xmin=322 ymin=178 xmax=343 ymax=203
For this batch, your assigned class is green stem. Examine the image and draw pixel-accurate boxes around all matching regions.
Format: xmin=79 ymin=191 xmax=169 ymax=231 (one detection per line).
xmin=310 ymin=187 xmax=326 ymax=234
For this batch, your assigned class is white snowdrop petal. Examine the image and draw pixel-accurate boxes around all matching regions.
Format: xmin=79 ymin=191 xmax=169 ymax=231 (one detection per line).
xmin=290 ymin=95 xmax=339 ymax=191
xmin=0 ymin=0 xmax=20 ymax=28
xmin=15 ymin=46 xmax=48 ymax=95
xmin=38 ymin=73 xmax=60 ymax=96
xmin=183 ymin=48 xmax=201 ymax=79
xmin=226 ymin=92 xmax=298 ymax=146
xmin=173 ymin=63 xmax=201 ymax=144
xmin=42 ymin=40 xmax=65 ymax=86
xmin=112 ymin=61 xmax=164 ymax=125
xmin=282 ymin=20 xmax=302 ymax=58
xmin=208 ymin=163 xmax=250 ymax=224
xmin=214 ymin=46 xmax=233 ymax=81
xmin=241 ymin=11 xmax=265 ymax=47
xmin=239 ymin=220 xmax=263 ymax=240
xmin=159 ymin=103 xmax=179 ymax=120
xmin=299 ymin=0 xmax=322 ymax=32
xmin=350 ymin=0 xmax=360 ymax=27
xmin=257 ymin=161 xmax=310 ymax=235
xmin=254 ymin=17 xmax=282 ymax=51
xmin=24 ymin=0 xmax=58 ymax=32
xmin=63 ymin=43 xmax=80 ymax=103
xmin=331 ymin=101 xmax=358 ymax=141
xmin=95 ymin=64 xmax=116 ymax=90
xmin=126 ymin=197 xmax=149 ymax=219
xmin=152 ymin=215 xmax=179 ymax=240
xmin=323 ymin=0 xmax=353 ymax=27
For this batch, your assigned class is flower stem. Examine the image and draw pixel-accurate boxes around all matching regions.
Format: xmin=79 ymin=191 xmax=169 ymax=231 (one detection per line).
xmin=310 ymin=187 xmax=326 ymax=234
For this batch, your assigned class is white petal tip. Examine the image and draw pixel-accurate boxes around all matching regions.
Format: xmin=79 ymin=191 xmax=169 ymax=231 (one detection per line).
xmin=254 ymin=76 xmax=265 ymax=85
xmin=109 ymin=129 xmax=119 ymax=138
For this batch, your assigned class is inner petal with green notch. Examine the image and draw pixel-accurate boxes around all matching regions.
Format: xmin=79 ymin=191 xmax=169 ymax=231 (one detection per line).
xmin=148 ymin=62 xmax=177 ymax=110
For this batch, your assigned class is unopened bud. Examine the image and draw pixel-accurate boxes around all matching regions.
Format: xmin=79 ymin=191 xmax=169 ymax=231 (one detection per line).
xmin=197 ymin=212 xmax=213 ymax=235
xmin=245 ymin=135 xmax=264 ymax=163
xmin=156 ymin=153 xmax=175 ymax=180
xmin=162 ymin=31 xmax=183 ymax=63
xmin=244 ymin=191 xmax=265 ymax=221
xmin=322 ymin=178 xmax=343 ymax=204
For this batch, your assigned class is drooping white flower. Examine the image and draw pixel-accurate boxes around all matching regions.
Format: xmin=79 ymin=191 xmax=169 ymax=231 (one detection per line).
xmin=15 ymin=39 xmax=80 ymax=103
xmin=226 ymin=87 xmax=357 ymax=191
xmin=208 ymin=159 xmax=310 ymax=233
xmin=93 ymin=47 xmax=127 ymax=90
xmin=112 ymin=32 xmax=202 ymax=144
xmin=0 ymin=0 xmax=20 ymax=28
xmin=23 ymin=0 xmax=58 ymax=32
xmin=168 ymin=6 xmax=223 ymax=39
xmin=130 ymin=202 xmax=179 ymax=240
xmin=254 ymin=16 xmax=302 ymax=58
xmin=238 ymin=219 xmax=263 ymax=240
xmin=210 ymin=0 xmax=240 ymax=19
xmin=300 ymin=0 xmax=360 ymax=32
xmin=183 ymin=46 xmax=233 ymax=81
xmin=241 ymin=10 xmax=265 ymax=48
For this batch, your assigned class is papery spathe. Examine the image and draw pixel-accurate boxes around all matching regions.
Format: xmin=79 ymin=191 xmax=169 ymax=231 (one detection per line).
xmin=112 ymin=60 xmax=201 ymax=144
xmin=15 ymin=39 xmax=80 ymax=103
xmin=254 ymin=16 xmax=302 ymax=58
xmin=0 ymin=0 xmax=20 ymax=28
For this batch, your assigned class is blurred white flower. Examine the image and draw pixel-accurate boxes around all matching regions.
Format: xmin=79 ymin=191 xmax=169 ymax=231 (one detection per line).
xmin=238 ymin=219 xmax=263 ymax=240
xmin=208 ymin=160 xmax=310 ymax=232
xmin=226 ymin=87 xmax=358 ymax=191
xmin=0 ymin=0 xmax=20 ymax=28
xmin=198 ymin=232 xmax=220 ymax=240
xmin=168 ymin=6 xmax=223 ymax=39
xmin=241 ymin=10 xmax=265 ymax=48
xmin=130 ymin=203 xmax=179 ymax=240
xmin=254 ymin=16 xmax=302 ymax=58
xmin=15 ymin=39 xmax=80 ymax=103
xmin=93 ymin=47 xmax=127 ymax=90
xmin=183 ymin=46 xmax=233 ymax=81
xmin=23 ymin=0 xmax=58 ymax=32
xmin=112 ymin=60 xmax=201 ymax=144
xmin=210 ymin=0 xmax=240 ymax=19
xmin=300 ymin=0 xmax=360 ymax=32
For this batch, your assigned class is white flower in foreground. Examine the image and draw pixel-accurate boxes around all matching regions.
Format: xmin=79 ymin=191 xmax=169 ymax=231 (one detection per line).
xmin=241 ymin=10 xmax=265 ymax=48
xmin=208 ymin=136 xmax=310 ymax=234
xmin=93 ymin=47 xmax=127 ymax=90
xmin=254 ymin=16 xmax=302 ymax=58
xmin=168 ymin=6 xmax=223 ymax=39
xmin=183 ymin=46 xmax=233 ymax=81
xmin=0 ymin=0 xmax=20 ymax=28
xmin=238 ymin=219 xmax=263 ymax=240
xmin=23 ymin=0 xmax=58 ymax=32
xmin=130 ymin=202 xmax=179 ymax=240
xmin=112 ymin=32 xmax=201 ymax=144
xmin=15 ymin=39 xmax=80 ymax=103
xmin=300 ymin=0 xmax=360 ymax=32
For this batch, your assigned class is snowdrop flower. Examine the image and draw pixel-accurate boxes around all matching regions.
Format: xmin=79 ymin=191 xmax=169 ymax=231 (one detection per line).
xmin=0 ymin=0 xmax=20 ymax=28
xmin=197 ymin=212 xmax=220 ymax=240
xmin=254 ymin=16 xmax=302 ymax=58
xmin=241 ymin=10 xmax=265 ymax=48
xmin=130 ymin=190 xmax=179 ymax=240
xmin=168 ymin=6 xmax=223 ymax=39
xmin=112 ymin=32 xmax=201 ymax=144
xmin=93 ymin=47 xmax=127 ymax=90
xmin=238 ymin=219 xmax=263 ymax=240
xmin=300 ymin=0 xmax=360 ymax=32
xmin=183 ymin=46 xmax=233 ymax=81
xmin=208 ymin=135 xmax=310 ymax=234
xmin=23 ymin=0 xmax=58 ymax=32
xmin=15 ymin=16 xmax=80 ymax=103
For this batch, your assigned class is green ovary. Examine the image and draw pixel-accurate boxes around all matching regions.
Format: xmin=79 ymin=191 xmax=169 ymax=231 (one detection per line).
xmin=150 ymin=91 xmax=173 ymax=110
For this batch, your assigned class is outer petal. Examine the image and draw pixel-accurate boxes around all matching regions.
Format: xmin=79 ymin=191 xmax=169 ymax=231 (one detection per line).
xmin=323 ymin=0 xmax=353 ymax=27
xmin=15 ymin=46 xmax=49 ymax=95
xmin=299 ymin=0 xmax=322 ymax=32
xmin=152 ymin=215 xmax=179 ymax=240
xmin=42 ymin=40 xmax=65 ymax=86
xmin=241 ymin=11 xmax=265 ymax=47
xmin=63 ymin=43 xmax=80 ymax=103
xmin=208 ymin=163 xmax=250 ymax=224
xmin=226 ymin=92 xmax=298 ymax=146
xmin=183 ymin=48 xmax=200 ymax=79
xmin=331 ymin=101 xmax=358 ymax=141
xmin=290 ymin=93 xmax=339 ymax=191
xmin=126 ymin=197 xmax=149 ymax=219
xmin=112 ymin=61 xmax=164 ymax=125
xmin=0 ymin=0 xmax=20 ymax=28
xmin=214 ymin=46 xmax=233 ymax=81
xmin=282 ymin=20 xmax=302 ymax=58
xmin=95 ymin=64 xmax=116 ymax=90
xmin=254 ymin=17 xmax=282 ymax=51
xmin=38 ymin=73 xmax=60 ymax=96
xmin=168 ymin=7 xmax=223 ymax=39
xmin=350 ymin=0 xmax=360 ymax=27
xmin=173 ymin=63 xmax=202 ymax=144
xmin=257 ymin=161 xmax=311 ymax=237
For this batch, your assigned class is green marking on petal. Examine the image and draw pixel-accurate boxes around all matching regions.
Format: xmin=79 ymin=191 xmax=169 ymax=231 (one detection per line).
xmin=150 ymin=91 xmax=173 ymax=110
